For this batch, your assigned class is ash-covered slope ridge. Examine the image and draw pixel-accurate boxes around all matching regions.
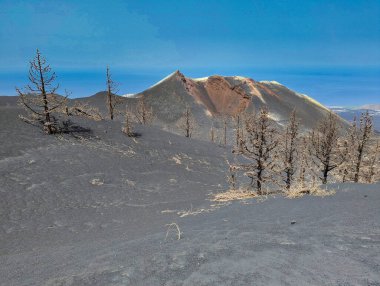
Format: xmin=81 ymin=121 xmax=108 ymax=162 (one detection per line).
xmin=1 ymin=103 xmax=379 ymax=285
xmin=133 ymin=70 xmax=342 ymax=130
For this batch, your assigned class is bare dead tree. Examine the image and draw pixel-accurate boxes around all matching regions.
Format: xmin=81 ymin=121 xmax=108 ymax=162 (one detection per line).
xmin=234 ymin=112 xmax=247 ymax=149
xmin=218 ymin=115 xmax=229 ymax=146
xmin=178 ymin=106 xmax=196 ymax=138
xmin=106 ymin=66 xmax=121 ymax=120
xmin=69 ymin=102 xmax=103 ymax=121
xmin=337 ymin=117 xmax=358 ymax=182
xmin=210 ymin=122 xmax=215 ymax=143
xmin=234 ymin=107 xmax=279 ymax=194
xmin=365 ymin=139 xmax=380 ymax=183
xmin=62 ymin=90 xmax=102 ymax=121
xmin=234 ymin=113 xmax=241 ymax=147
xmin=297 ymin=136 xmax=310 ymax=189
xmin=352 ymin=111 xmax=373 ymax=182
xmin=16 ymin=49 xmax=67 ymax=134
xmin=223 ymin=117 xmax=227 ymax=146
xmin=338 ymin=139 xmax=351 ymax=183
xmin=281 ymin=110 xmax=300 ymax=190
xmin=226 ymin=160 xmax=238 ymax=191
xmin=122 ymin=107 xmax=135 ymax=137
xmin=309 ymin=112 xmax=342 ymax=184
xmin=135 ymin=96 xmax=154 ymax=124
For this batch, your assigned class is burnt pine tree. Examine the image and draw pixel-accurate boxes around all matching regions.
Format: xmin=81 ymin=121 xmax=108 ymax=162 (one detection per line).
xmin=338 ymin=117 xmax=358 ymax=182
xmin=309 ymin=112 xmax=342 ymax=184
xmin=352 ymin=111 xmax=373 ymax=182
xmin=297 ymin=136 xmax=310 ymax=189
xmin=210 ymin=122 xmax=215 ymax=143
xmin=282 ymin=110 xmax=300 ymax=190
xmin=226 ymin=160 xmax=238 ymax=191
xmin=17 ymin=49 xmax=67 ymax=134
xmin=70 ymin=101 xmax=103 ymax=121
xmin=365 ymin=140 xmax=380 ymax=183
xmin=220 ymin=115 xmax=228 ymax=146
xmin=234 ymin=112 xmax=247 ymax=149
xmin=235 ymin=113 xmax=241 ymax=147
xmin=235 ymin=107 xmax=279 ymax=195
xmin=135 ymin=96 xmax=154 ymax=124
xmin=338 ymin=139 xmax=351 ymax=183
xmin=178 ymin=106 xmax=196 ymax=138
xmin=106 ymin=66 xmax=120 ymax=120
xmin=234 ymin=93 xmax=247 ymax=147
xmin=122 ymin=106 xmax=135 ymax=137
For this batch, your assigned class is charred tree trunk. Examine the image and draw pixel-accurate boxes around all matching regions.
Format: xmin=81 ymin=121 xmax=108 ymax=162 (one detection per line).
xmin=234 ymin=107 xmax=279 ymax=195
xmin=136 ymin=96 xmax=153 ymax=125
xmin=235 ymin=114 xmax=240 ymax=147
xmin=36 ymin=52 xmax=52 ymax=133
xmin=282 ymin=110 xmax=299 ymax=190
xmin=210 ymin=124 xmax=215 ymax=143
xmin=178 ymin=106 xmax=196 ymax=138
xmin=309 ymin=112 xmax=342 ymax=184
xmin=185 ymin=108 xmax=191 ymax=138
xmin=106 ymin=66 xmax=119 ymax=120
xmin=223 ymin=117 xmax=227 ymax=146
xmin=353 ymin=111 xmax=373 ymax=182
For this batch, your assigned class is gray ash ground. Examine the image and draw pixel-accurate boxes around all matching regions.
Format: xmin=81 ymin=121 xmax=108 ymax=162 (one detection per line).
xmin=1 ymin=104 xmax=380 ymax=285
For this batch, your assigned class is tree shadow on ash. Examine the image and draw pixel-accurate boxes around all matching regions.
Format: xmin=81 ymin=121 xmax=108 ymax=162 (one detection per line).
xmin=59 ymin=119 xmax=93 ymax=138
xmin=123 ymin=131 xmax=142 ymax=138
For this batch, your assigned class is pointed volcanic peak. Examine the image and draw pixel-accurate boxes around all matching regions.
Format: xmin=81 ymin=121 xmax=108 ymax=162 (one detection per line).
xmin=134 ymin=70 xmax=213 ymax=124
xmin=145 ymin=70 xmax=187 ymax=90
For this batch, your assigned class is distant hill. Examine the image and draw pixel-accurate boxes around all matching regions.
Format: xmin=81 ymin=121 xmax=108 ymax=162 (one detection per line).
xmin=358 ymin=104 xmax=380 ymax=110
xmin=131 ymin=70 xmax=347 ymax=135
xmin=0 ymin=95 xmax=18 ymax=107
xmin=330 ymin=106 xmax=380 ymax=132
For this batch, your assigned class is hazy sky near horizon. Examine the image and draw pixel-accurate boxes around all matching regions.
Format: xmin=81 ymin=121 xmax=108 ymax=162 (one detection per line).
xmin=1 ymin=0 xmax=380 ymax=71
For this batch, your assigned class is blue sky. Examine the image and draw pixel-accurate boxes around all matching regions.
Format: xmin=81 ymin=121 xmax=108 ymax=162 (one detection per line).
xmin=0 ymin=0 xmax=379 ymax=105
